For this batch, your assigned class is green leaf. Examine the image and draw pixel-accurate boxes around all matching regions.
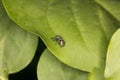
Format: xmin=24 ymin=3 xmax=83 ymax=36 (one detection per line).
xmin=2 ymin=0 xmax=119 ymax=72
xmin=95 ymin=0 xmax=120 ymax=22
xmin=104 ymin=29 xmax=120 ymax=78
xmin=37 ymin=49 xmax=89 ymax=80
xmin=0 ymin=1 xmax=38 ymax=79
xmin=106 ymin=69 xmax=120 ymax=80
xmin=88 ymin=68 xmax=105 ymax=80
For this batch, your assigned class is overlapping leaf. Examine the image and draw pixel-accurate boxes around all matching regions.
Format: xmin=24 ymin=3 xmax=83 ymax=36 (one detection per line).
xmin=88 ymin=68 xmax=105 ymax=80
xmin=37 ymin=49 xmax=89 ymax=80
xmin=2 ymin=0 xmax=120 ymax=72
xmin=104 ymin=29 xmax=120 ymax=79
xmin=0 ymin=1 xmax=38 ymax=79
xmin=96 ymin=0 xmax=120 ymax=22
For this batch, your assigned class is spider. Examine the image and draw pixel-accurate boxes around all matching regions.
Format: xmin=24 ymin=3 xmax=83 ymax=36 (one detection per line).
xmin=52 ymin=35 xmax=65 ymax=47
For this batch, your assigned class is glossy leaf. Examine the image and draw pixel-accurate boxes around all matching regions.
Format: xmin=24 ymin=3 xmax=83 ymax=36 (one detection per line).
xmin=37 ymin=49 xmax=89 ymax=80
xmin=104 ymin=29 xmax=120 ymax=78
xmin=0 ymin=1 xmax=38 ymax=79
xmin=2 ymin=0 xmax=119 ymax=72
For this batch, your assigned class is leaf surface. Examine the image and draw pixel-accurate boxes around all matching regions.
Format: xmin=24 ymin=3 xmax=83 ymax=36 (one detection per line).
xmin=96 ymin=0 xmax=120 ymax=22
xmin=0 ymin=1 xmax=38 ymax=79
xmin=105 ymin=29 xmax=120 ymax=78
xmin=2 ymin=0 xmax=119 ymax=72
xmin=88 ymin=68 xmax=105 ymax=80
xmin=37 ymin=49 xmax=89 ymax=80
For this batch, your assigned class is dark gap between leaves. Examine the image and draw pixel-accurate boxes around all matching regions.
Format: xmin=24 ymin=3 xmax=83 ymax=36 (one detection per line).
xmin=9 ymin=38 xmax=46 ymax=80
